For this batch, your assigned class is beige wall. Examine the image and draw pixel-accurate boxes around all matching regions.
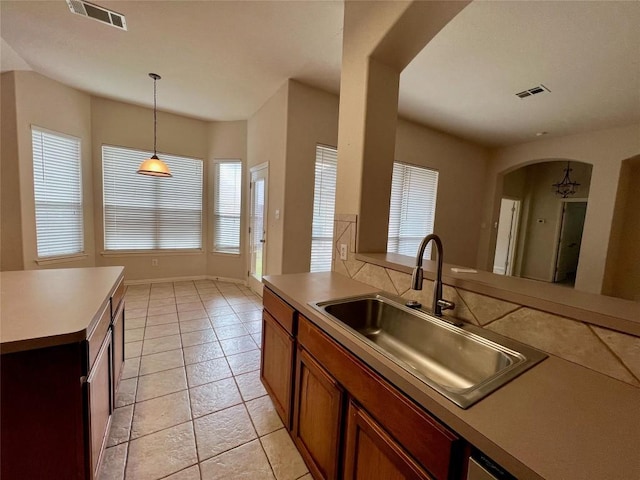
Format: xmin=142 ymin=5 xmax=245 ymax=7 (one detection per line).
xmin=480 ymin=123 xmax=640 ymax=294
xmin=395 ymin=119 xmax=488 ymax=266
xmin=282 ymin=80 xmax=340 ymax=273
xmin=1 ymin=72 xmax=24 ymax=271
xmin=206 ymin=120 xmax=248 ymax=280
xmin=91 ymin=96 xmax=209 ymax=281
xmin=247 ymin=82 xmax=288 ymax=276
xmin=604 ymin=155 xmax=640 ymax=301
xmin=5 ymin=71 xmax=95 ymax=271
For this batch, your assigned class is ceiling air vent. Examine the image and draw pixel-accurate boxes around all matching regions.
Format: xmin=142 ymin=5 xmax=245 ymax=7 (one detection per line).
xmin=515 ymin=84 xmax=550 ymax=99
xmin=66 ymin=0 xmax=127 ymax=31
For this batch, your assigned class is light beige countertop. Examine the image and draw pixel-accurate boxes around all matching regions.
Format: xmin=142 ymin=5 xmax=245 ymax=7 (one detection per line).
xmin=264 ymin=272 xmax=640 ymax=480
xmin=1 ymin=267 xmax=125 ymax=354
xmin=357 ymin=252 xmax=640 ymax=336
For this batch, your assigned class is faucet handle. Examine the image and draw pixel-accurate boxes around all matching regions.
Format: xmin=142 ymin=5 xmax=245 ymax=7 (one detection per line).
xmin=436 ymin=299 xmax=455 ymax=311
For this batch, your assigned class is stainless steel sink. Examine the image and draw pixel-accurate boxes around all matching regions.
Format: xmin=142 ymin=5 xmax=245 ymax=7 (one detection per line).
xmin=311 ymin=294 xmax=547 ymax=408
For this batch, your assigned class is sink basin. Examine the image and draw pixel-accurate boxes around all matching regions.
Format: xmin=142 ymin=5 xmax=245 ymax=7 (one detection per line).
xmin=311 ymin=294 xmax=546 ymax=408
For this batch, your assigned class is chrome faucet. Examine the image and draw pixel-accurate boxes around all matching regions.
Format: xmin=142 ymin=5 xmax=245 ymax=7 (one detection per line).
xmin=411 ymin=234 xmax=455 ymax=316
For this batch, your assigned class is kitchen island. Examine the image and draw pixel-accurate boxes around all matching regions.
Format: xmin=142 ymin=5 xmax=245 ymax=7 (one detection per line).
xmin=263 ymin=272 xmax=640 ymax=480
xmin=1 ymin=266 xmax=125 ymax=480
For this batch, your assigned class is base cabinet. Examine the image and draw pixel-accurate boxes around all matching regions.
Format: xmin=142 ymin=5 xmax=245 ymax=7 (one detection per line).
xmin=293 ymin=347 xmax=343 ymax=480
xmin=261 ymin=311 xmax=295 ymax=426
xmin=344 ymin=401 xmax=433 ymax=480
xmin=0 ymin=276 xmax=124 ymax=480
xmin=86 ymin=333 xmax=113 ymax=478
xmin=262 ymin=287 xmax=467 ymax=480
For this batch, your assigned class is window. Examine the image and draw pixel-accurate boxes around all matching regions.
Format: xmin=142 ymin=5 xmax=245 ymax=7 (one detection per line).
xmin=32 ymin=127 xmax=84 ymax=258
xmin=213 ymin=160 xmax=242 ymax=254
xmin=310 ymin=145 xmax=337 ymax=272
xmin=387 ymin=162 xmax=439 ymax=259
xmin=102 ymin=145 xmax=203 ymax=250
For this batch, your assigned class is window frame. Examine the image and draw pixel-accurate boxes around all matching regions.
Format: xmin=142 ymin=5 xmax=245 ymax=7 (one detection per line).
xmin=101 ymin=144 xmax=204 ymax=253
xmin=31 ymin=126 xmax=85 ymax=261
xmin=212 ymin=159 xmax=243 ymax=255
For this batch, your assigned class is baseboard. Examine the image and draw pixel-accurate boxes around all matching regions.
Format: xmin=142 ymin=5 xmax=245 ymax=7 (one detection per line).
xmin=125 ymin=274 xmax=248 ymax=286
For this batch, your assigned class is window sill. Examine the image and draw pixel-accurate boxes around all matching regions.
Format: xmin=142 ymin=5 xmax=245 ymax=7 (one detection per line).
xmin=101 ymin=249 xmax=204 ymax=257
xmin=35 ymin=253 xmax=89 ymax=265
xmin=210 ymin=251 xmax=241 ymax=257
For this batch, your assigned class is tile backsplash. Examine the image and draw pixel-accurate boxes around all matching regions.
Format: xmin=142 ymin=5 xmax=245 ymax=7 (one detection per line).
xmin=333 ymin=213 xmax=640 ymax=387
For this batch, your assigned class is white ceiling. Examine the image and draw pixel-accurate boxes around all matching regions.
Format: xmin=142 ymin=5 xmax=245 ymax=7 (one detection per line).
xmin=2 ymin=1 xmax=639 ymax=147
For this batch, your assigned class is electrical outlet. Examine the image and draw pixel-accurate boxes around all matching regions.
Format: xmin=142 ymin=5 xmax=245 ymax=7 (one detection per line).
xmin=151 ymin=258 xmax=158 ymax=267
xmin=339 ymin=244 xmax=348 ymax=261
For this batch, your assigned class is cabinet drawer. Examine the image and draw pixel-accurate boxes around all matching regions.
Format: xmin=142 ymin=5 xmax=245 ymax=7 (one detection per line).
xmin=110 ymin=278 xmax=125 ymax=319
xmin=263 ymin=288 xmax=296 ymax=335
xmin=298 ymin=315 xmax=461 ymax=480
xmin=87 ymin=302 xmax=111 ymax=371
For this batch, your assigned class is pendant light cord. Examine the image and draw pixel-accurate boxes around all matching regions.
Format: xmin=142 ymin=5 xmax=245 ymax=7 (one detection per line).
xmin=153 ymin=75 xmax=157 ymax=155
xmin=149 ymin=72 xmax=161 ymax=156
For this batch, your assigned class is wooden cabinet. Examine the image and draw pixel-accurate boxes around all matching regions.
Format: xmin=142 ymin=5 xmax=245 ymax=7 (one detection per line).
xmin=261 ymin=287 xmax=466 ymax=480
xmin=0 ymin=273 xmax=125 ymax=480
xmin=296 ymin=314 xmax=462 ymax=480
xmin=292 ymin=347 xmax=344 ymax=480
xmin=261 ymin=311 xmax=295 ymax=426
xmin=261 ymin=287 xmax=297 ymax=429
xmin=86 ymin=332 xmax=113 ymax=478
xmin=344 ymin=400 xmax=433 ymax=480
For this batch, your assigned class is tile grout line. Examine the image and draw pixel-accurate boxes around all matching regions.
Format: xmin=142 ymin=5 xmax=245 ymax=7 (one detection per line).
xmin=586 ymin=323 xmax=640 ymax=384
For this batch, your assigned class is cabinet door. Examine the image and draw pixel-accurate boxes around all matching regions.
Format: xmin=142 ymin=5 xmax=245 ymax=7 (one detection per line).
xmin=343 ymin=401 xmax=433 ymax=480
xmin=261 ymin=310 xmax=295 ymax=428
xmin=293 ymin=347 xmax=343 ymax=480
xmin=112 ymin=302 xmax=125 ymax=397
xmin=85 ymin=332 xmax=113 ymax=479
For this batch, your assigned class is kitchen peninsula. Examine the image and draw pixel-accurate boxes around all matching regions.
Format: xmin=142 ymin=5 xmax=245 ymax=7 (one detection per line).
xmin=262 ymin=272 xmax=640 ymax=480
xmin=1 ymin=266 xmax=125 ymax=480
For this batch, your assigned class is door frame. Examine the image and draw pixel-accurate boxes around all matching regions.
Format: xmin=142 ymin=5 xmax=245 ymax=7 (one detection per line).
xmin=248 ymin=162 xmax=268 ymax=295
xmin=550 ymin=198 xmax=588 ymax=283
xmin=493 ymin=197 xmax=521 ymax=276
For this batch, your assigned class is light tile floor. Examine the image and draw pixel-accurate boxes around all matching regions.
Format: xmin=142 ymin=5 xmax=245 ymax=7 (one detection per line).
xmin=99 ymin=280 xmax=311 ymax=480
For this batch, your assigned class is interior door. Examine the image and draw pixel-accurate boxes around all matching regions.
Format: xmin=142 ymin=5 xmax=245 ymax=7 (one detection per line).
xmin=248 ymin=164 xmax=268 ymax=295
xmin=493 ymin=198 xmax=520 ymax=276
xmin=554 ymin=201 xmax=587 ymax=283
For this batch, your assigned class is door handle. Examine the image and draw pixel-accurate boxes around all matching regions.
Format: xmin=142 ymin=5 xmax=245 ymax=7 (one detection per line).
xmin=260 ymin=239 xmax=266 ymax=243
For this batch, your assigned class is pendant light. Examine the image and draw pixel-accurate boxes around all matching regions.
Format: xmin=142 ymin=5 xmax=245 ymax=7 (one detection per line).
xmin=552 ymin=161 xmax=580 ymax=198
xmin=137 ymin=73 xmax=172 ymax=177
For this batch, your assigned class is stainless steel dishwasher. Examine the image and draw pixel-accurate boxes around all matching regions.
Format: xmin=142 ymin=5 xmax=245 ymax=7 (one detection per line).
xmin=467 ymin=454 xmax=517 ymax=480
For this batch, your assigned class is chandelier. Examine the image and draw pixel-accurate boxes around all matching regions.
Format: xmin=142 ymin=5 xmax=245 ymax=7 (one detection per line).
xmin=552 ymin=161 xmax=579 ymax=198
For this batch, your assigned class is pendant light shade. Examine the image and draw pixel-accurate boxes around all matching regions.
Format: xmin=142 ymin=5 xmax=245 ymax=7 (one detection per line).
xmin=137 ymin=73 xmax=172 ymax=177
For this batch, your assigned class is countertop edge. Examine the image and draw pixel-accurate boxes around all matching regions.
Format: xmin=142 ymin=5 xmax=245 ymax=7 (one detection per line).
xmin=1 ymin=267 xmax=125 ymax=353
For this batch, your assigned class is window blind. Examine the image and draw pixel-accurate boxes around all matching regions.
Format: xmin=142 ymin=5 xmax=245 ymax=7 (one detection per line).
xmin=310 ymin=145 xmax=337 ymax=272
xmin=213 ymin=161 xmax=242 ymax=254
xmin=32 ymin=128 xmax=84 ymax=258
xmin=387 ymin=162 xmax=439 ymax=260
xmin=102 ymin=145 xmax=203 ymax=250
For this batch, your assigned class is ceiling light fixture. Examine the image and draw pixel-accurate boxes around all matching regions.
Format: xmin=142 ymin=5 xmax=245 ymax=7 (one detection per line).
xmin=552 ymin=161 xmax=580 ymax=198
xmin=137 ymin=73 xmax=172 ymax=177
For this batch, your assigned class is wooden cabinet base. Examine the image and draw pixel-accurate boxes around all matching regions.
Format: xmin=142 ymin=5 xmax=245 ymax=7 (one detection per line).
xmin=293 ymin=347 xmax=343 ymax=480
xmin=344 ymin=400 xmax=433 ymax=480
xmin=261 ymin=310 xmax=295 ymax=428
